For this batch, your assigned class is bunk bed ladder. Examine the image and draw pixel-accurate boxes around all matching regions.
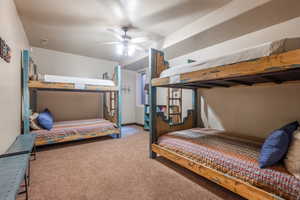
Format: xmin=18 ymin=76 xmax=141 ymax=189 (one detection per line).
xmin=109 ymin=91 xmax=116 ymax=113
xmin=167 ymin=88 xmax=182 ymax=124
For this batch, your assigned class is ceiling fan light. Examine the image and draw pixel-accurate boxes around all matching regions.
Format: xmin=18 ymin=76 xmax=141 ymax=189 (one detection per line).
xmin=128 ymin=45 xmax=135 ymax=56
xmin=116 ymin=45 xmax=124 ymax=55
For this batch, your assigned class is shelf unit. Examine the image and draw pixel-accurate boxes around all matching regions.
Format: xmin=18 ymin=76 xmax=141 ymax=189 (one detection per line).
xmin=144 ymin=104 xmax=166 ymax=130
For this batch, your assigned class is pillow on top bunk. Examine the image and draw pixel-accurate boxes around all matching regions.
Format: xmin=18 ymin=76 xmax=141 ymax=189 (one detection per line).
xmin=37 ymin=109 xmax=54 ymax=130
xmin=284 ymin=129 xmax=300 ymax=179
xmin=259 ymin=121 xmax=299 ymax=168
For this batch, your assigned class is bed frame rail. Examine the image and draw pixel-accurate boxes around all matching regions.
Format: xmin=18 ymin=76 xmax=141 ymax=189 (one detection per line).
xmin=152 ymin=144 xmax=283 ymax=200
xmin=150 ymin=48 xmax=300 ymax=88
xmin=148 ymin=47 xmax=290 ymax=200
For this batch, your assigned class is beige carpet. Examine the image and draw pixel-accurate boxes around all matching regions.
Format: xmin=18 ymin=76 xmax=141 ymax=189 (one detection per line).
xmin=26 ymin=126 xmax=244 ymax=200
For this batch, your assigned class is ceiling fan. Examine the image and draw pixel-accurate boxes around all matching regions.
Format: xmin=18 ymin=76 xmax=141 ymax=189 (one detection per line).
xmin=101 ymin=26 xmax=148 ymax=57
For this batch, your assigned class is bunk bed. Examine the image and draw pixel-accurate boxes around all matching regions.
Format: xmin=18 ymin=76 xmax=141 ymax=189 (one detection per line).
xmin=148 ymin=38 xmax=300 ymax=200
xmin=22 ymin=50 xmax=122 ymax=146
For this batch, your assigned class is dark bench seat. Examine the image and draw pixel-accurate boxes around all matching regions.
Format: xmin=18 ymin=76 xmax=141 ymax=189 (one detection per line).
xmin=0 ymin=134 xmax=37 ymax=200
xmin=6 ymin=134 xmax=37 ymax=159
xmin=0 ymin=154 xmax=30 ymax=200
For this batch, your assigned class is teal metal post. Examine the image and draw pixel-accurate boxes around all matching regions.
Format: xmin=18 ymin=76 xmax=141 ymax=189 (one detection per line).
xmin=115 ymin=65 xmax=122 ymax=138
xmin=22 ymin=50 xmax=30 ymax=134
xmin=149 ymin=49 xmax=158 ymax=158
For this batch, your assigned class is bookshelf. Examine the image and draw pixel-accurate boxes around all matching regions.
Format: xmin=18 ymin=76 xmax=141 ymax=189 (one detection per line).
xmin=144 ymin=104 xmax=166 ymax=130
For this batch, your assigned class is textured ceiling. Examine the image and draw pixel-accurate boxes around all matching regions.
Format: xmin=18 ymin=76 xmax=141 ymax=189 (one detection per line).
xmin=14 ymin=0 xmax=230 ymax=63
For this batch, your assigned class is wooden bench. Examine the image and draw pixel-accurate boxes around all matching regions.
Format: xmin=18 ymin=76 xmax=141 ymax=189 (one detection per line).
xmin=0 ymin=134 xmax=36 ymax=200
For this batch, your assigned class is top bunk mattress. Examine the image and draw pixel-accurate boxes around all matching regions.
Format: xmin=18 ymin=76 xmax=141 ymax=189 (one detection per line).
xmin=39 ymin=74 xmax=115 ymax=86
xmin=157 ymin=128 xmax=300 ymax=200
xmin=160 ymin=38 xmax=300 ymax=78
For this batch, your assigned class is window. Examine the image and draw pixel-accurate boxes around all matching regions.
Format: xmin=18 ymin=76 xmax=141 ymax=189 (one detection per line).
xmin=140 ymin=72 xmax=146 ymax=105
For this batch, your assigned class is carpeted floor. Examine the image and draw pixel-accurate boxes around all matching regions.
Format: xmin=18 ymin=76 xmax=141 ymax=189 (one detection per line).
xmin=25 ymin=126 xmax=244 ymax=200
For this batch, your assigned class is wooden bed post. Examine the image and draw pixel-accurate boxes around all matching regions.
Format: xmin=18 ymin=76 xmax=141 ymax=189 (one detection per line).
xmin=149 ymin=48 xmax=199 ymax=158
xmin=115 ymin=65 xmax=122 ymax=138
xmin=22 ymin=50 xmax=30 ymax=134
xmin=149 ymin=48 xmax=161 ymax=158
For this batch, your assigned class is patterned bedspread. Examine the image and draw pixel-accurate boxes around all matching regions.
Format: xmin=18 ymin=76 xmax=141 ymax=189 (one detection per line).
xmin=158 ymin=128 xmax=300 ymax=200
xmin=31 ymin=118 xmax=117 ymax=145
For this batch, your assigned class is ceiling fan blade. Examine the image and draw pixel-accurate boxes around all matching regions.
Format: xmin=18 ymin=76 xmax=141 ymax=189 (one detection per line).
xmin=99 ymin=42 xmax=122 ymax=46
xmin=129 ymin=44 xmax=146 ymax=52
xmin=131 ymin=37 xmax=148 ymax=43
xmin=106 ymin=28 xmax=123 ymax=41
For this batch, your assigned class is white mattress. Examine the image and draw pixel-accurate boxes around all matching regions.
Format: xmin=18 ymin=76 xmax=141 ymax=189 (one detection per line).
xmin=160 ymin=38 xmax=300 ymax=79
xmin=40 ymin=74 xmax=115 ymax=87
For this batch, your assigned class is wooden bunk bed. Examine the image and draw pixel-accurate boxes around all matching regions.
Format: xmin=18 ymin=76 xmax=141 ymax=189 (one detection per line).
xmin=22 ymin=50 xmax=122 ymax=146
xmin=148 ymin=43 xmax=300 ymax=200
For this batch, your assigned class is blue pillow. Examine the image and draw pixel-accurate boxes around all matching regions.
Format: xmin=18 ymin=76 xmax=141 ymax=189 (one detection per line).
xmin=44 ymin=108 xmax=54 ymax=121
xmin=279 ymin=121 xmax=299 ymax=142
xmin=259 ymin=129 xmax=289 ymax=168
xmin=37 ymin=110 xmax=54 ymax=130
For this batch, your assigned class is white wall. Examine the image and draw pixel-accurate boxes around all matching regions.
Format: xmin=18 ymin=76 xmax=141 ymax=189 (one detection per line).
xmin=135 ymin=70 xmax=146 ymax=125
xmin=31 ymin=47 xmax=116 ymax=78
xmin=0 ymin=0 xmax=29 ymax=153
xmin=199 ymin=85 xmax=300 ymax=139
xmin=37 ymin=91 xmax=103 ymax=122
xmin=31 ymin=47 xmax=117 ymax=121
xmin=135 ymin=106 xmax=144 ymax=125
xmin=122 ymin=69 xmax=137 ymax=124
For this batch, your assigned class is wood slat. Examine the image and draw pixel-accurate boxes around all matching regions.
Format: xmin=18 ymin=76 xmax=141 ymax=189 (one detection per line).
xmin=215 ymin=80 xmax=300 ymax=89
xmin=225 ymin=79 xmax=254 ymax=86
xmin=261 ymin=75 xmax=283 ymax=84
xmin=35 ymin=129 xmax=120 ymax=146
xmin=183 ymin=82 xmax=213 ymax=88
xmin=152 ymin=144 xmax=283 ymax=200
xmin=204 ymin=82 xmax=231 ymax=87
xmin=29 ymin=80 xmax=118 ymax=92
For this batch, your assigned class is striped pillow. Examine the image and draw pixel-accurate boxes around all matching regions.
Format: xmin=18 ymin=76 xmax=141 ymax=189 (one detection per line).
xmin=284 ymin=129 xmax=300 ymax=179
xmin=30 ymin=113 xmax=42 ymax=130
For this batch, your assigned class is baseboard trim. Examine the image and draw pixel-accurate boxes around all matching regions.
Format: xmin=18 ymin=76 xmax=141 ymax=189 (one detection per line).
xmin=135 ymin=123 xmax=144 ymax=127
xmin=122 ymin=123 xmax=144 ymax=127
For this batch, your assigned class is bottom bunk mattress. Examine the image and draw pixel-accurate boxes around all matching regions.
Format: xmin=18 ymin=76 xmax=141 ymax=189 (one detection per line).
xmin=157 ymin=128 xmax=300 ymax=200
xmin=31 ymin=118 xmax=118 ymax=146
